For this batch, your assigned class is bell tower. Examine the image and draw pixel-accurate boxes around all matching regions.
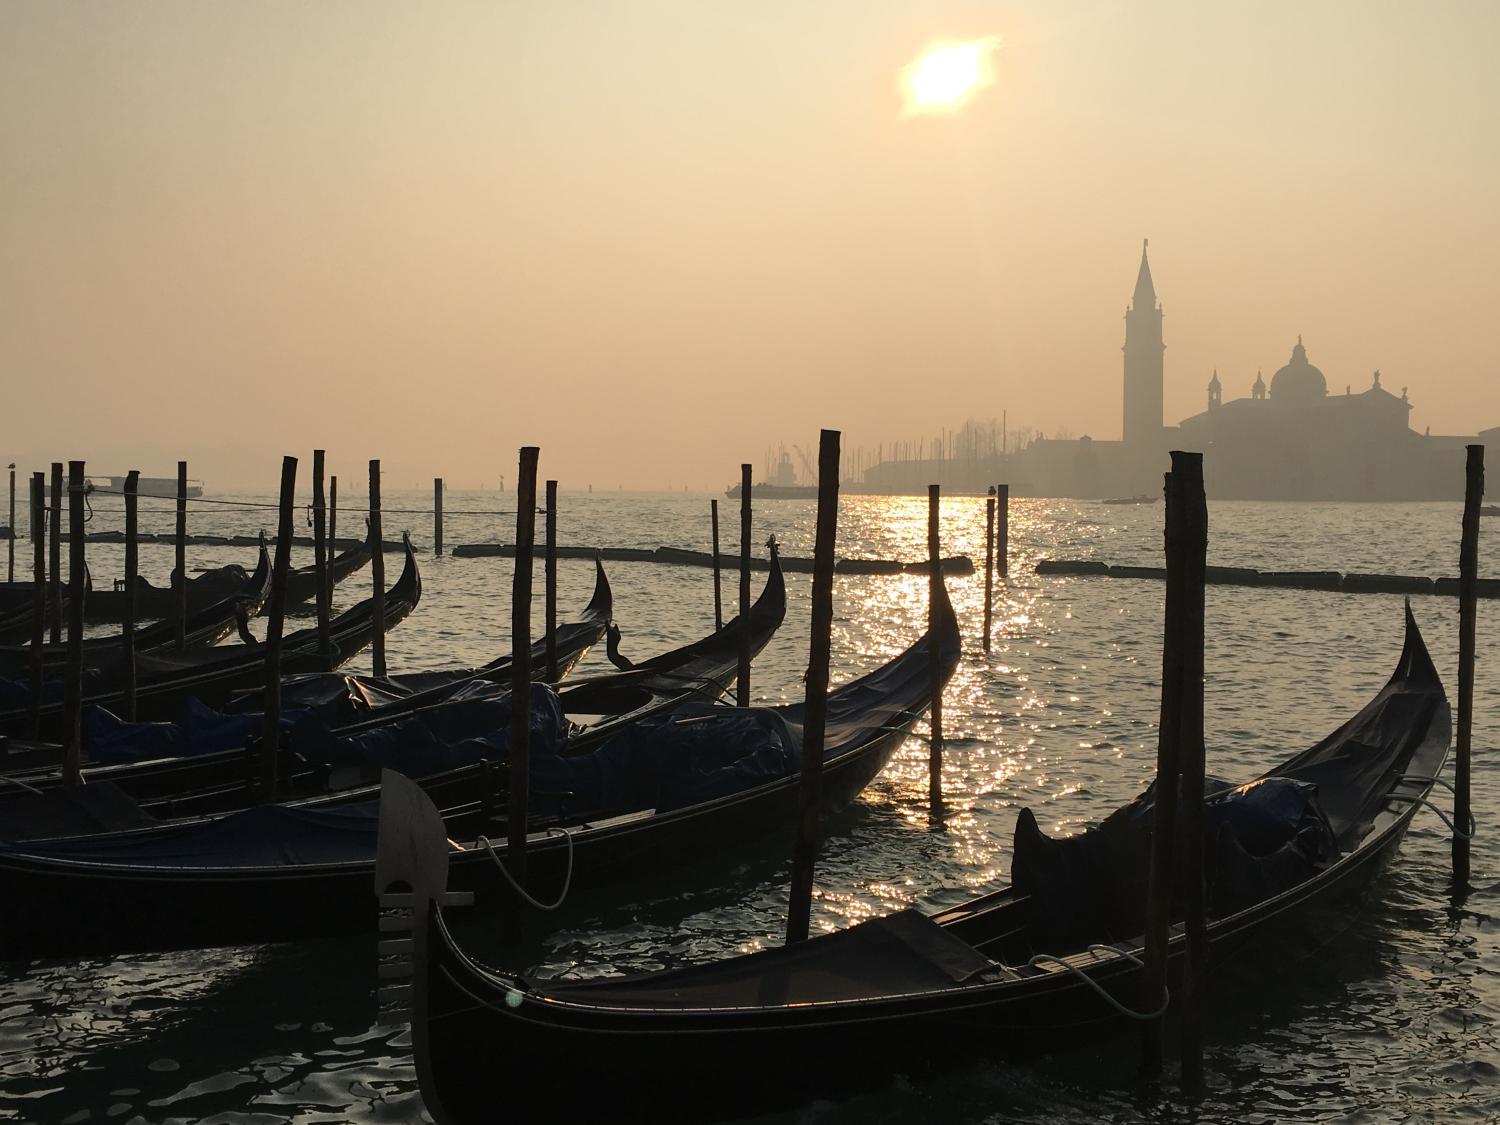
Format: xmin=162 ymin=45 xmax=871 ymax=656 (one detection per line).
xmin=1122 ymin=240 xmax=1164 ymax=445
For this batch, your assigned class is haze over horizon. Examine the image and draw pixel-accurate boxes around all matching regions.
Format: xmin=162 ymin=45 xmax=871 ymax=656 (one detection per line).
xmin=4 ymin=1 xmax=1497 ymax=492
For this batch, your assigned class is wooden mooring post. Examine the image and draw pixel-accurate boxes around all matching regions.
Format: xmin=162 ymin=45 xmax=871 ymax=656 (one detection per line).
xmin=1454 ymin=444 xmax=1482 ymax=884
xmin=62 ymin=460 xmax=87 ymax=786
xmin=928 ymin=484 xmax=944 ymax=825
xmin=983 ymin=486 xmax=996 ymax=655
xmin=328 ymin=475 xmax=338 ymax=551
xmin=1173 ymin=452 xmax=1209 ymax=1093
xmin=433 ymin=478 xmax=444 ymax=557
xmin=6 ymin=463 xmax=13 ymax=583
xmin=1140 ymin=466 xmax=1183 ymax=1079
xmin=545 ymin=479 xmax=558 ymax=682
xmin=737 ymin=464 xmax=752 ymax=707
xmin=313 ymin=451 xmax=331 ymax=658
xmin=508 ymin=447 xmax=540 ymax=888
xmin=710 ymin=499 xmax=723 ymax=631
xmin=27 ymin=473 xmax=45 ymax=738
xmin=369 ymin=459 xmax=386 ymax=678
xmin=122 ymin=471 xmax=140 ymax=721
xmin=786 ymin=429 xmax=841 ymax=945
xmin=997 ymin=483 xmax=1010 ymax=580
xmin=261 ymin=455 xmax=298 ymax=798
xmin=48 ymin=462 xmax=61 ymax=644
xmin=175 ymin=460 xmax=188 ymax=649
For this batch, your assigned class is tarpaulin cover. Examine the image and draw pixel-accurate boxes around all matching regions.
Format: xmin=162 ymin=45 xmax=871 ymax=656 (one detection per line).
xmin=3 ymin=800 xmax=381 ymax=868
xmin=83 ymin=698 xmax=313 ymax=764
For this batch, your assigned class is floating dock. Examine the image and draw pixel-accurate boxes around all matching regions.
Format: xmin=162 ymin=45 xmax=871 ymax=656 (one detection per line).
xmin=1036 ymin=559 xmax=1499 ymax=597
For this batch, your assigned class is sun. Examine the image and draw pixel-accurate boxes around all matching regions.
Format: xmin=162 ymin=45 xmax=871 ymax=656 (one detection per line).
xmin=901 ymin=37 xmax=1000 ymax=115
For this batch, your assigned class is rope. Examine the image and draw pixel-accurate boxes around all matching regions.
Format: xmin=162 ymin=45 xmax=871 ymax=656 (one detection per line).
xmin=1387 ymin=792 xmax=1476 ymax=839
xmin=474 ymin=828 xmax=575 ymax=911
xmin=1023 ymin=944 xmax=1169 ymax=1021
xmin=88 ymin=489 xmax=524 ymax=516
xmin=1393 ymin=774 xmax=1477 ymax=838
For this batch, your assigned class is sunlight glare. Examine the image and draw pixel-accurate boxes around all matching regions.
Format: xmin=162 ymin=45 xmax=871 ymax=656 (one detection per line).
xmin=901 ymin=37 xmax=1000 ymax=116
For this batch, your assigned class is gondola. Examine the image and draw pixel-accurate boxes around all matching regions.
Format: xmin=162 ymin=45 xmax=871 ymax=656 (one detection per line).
xmin=383 ymin=605 xmax=1450 ymax=1124
xmin=81 ymin=530 xmax=370 ymax=622
xmin=0 ymin=578 xmax=85 ymax=645
xmin=0 ymin=543 xmax=272 ymax=681
xmin=0 ymin=559 xmax=613 ymax=802
xmin=0 ymin=537 xmax=419 ymax=741
xmin=0 ymin=551 xmax=949 ymax=959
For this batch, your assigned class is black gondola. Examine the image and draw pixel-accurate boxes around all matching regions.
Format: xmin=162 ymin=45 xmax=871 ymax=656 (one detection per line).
xmin=0 ymin=552 xmax=951 ymax=959
xmin=81 ymin=531 xmax=371 ymax=623
xmin=0 ymin=542 xmax=272 ymax=681
xmin=382 ymin=606 xmax=1450 ymax=1125
xmin=0 ymin=537 xmax=419 ymax=740
xmin=0 ymin=559 xmax=612 ymax=803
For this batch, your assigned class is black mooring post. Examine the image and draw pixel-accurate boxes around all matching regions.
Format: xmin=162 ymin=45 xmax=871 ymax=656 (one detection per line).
xmin=983 ymin=486 xmax=996 ymax=654
xmin=329 ymin=474 xmax=338 ymax=552
xmin=6 ymin=463 xmax=13 ymax=584
xmin=545 ymin=479 xmax=558 ymax=682
xmin=434 ymin=477 xmax=444 ymax=558
xmin=261 ymin=455 xmax=298 ymax=798
xmin=48 ymin=462 xmax=61 ymax=644
xmin=508 ymin=447 xmax=540 ymax=889
xmin=928 ymin=484 xmax=944 ymax=826
xmin=1140 ymin=467 xmax=1183 ymax=1079
xmin=313 ymin=450 xmax=331 ymax=659
xmin=369 ymin=459 xmax=386 ymax=677
xmin=737 ymin=463 xmax=752 ymax=707
xmin=175 ymin=460 xmax=188 ymax=650
xmin=786 ymin=429 xmax=841 ymax=945
xmin=711 ymin=498 xmax=723 ymax=631
xmin=27 ymin=473 xmax=45 ymax=739
xmin=997 ymin=482 xmax=1010 ymax=580
xmin=1454 ymin=444 xmax=1482 ymax=885
xmin=1173 ymin=451 xmax=1209 ymax=1095
xmin=122 ymin=471 xmax=140 ymax=721
xmin=62 ymin=460 xmax=86 ymax=786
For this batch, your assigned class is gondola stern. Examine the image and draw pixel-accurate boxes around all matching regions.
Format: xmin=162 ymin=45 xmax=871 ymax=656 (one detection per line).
xmin=585 ymin=555 xmax=614 ymax=625
xmin=1398 ymin=599 xmax=1444 ymax=695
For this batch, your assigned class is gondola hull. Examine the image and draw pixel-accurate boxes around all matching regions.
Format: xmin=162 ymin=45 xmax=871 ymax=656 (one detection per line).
xmin=395 ymin=606 xmax=1450 ymax=1125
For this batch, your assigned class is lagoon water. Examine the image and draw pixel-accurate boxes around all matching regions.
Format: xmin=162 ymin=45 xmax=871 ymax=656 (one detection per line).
xmin=1 ymin=489 xmax=1496 ymax=1123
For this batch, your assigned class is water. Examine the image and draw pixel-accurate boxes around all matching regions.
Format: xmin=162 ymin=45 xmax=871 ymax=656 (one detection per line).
xmin=2 ymin=491 xmax=1496 ymax=1123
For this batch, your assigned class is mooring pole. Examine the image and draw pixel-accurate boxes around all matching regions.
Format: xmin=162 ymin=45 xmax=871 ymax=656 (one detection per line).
xmin=1454 ymin=444 xmax=1482 ymax=885
xmin=928 ymin=484 xmax=944 ymax=825
xmin=1173 ymin=451 xmax=1209 ymax=1094
xmin=433 ymin=477 xmax=444 ymax=557
xmin=27 ymin=473 xmax=45 ymax=739
xmin=1140 ymin=465 xmax=1183 ymax=1079
xmin=737 ymin=464 xmax=752 ymax=706
xmin=710 ymin=498 xmax=723 ymax=631
xmin=122 ymin=471 xmax=140 ymax=721
xmin=329 ymin=474 xmax=339 ymax=549
xmin=261 ymin=455 xmax=297 ymax=799
xmin=983 ymin=486 xmax=996 ymax=655
xmin=508 ymin=447 xmax=540 ymax=889
xmin=369 ymin=459 xmax=386 ymax=677
xmin=175 ymin=460 xmax=188 ymax=649
xmin=786 ymin=428 xmax=841 ymax=945
xmin=62 ymin=460 xmax=86 ymax=786
xmin=545 ymin=479 xmax=558 ymax=682
xmin=997 ymin=483 xmax=1010 ymax=580
xmin=6 ymin=463 xmax=13 ymax=583
xmin=313 ymin=450 xmax=331 ymax=659
xmin=48 ymin=462 xmax=61 ymax=644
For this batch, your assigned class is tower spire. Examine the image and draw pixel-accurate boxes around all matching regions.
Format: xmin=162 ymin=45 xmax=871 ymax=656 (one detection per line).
xmin=1132 ymin=239 xmax=1156 ymax=308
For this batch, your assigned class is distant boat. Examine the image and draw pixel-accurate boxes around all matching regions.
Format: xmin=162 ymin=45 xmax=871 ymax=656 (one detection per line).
xmin=90 ymin=475 xmax=204 ymax=499
xmin=726 ymin=445 xmax=818 ymax=500
xmin=1101 ymin=494 xmax=1158 ymax=505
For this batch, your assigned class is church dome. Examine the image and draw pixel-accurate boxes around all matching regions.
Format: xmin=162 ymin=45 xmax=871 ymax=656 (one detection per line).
xmin=1269 ymin=337 xmax=1327 ymax=403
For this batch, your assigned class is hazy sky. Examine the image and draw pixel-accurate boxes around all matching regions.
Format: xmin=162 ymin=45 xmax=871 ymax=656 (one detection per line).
xmin=3 ymin=1 xmax=1497 ymax=490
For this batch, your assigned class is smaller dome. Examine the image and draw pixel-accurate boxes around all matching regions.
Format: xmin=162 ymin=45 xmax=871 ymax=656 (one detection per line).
xmin=1270 ymin=338 xmax=1327 ymax=403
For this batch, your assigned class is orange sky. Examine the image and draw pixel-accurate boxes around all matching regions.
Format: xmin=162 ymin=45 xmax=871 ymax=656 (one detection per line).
xmin=3 ymin=1 xmax=1497 ymax=490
